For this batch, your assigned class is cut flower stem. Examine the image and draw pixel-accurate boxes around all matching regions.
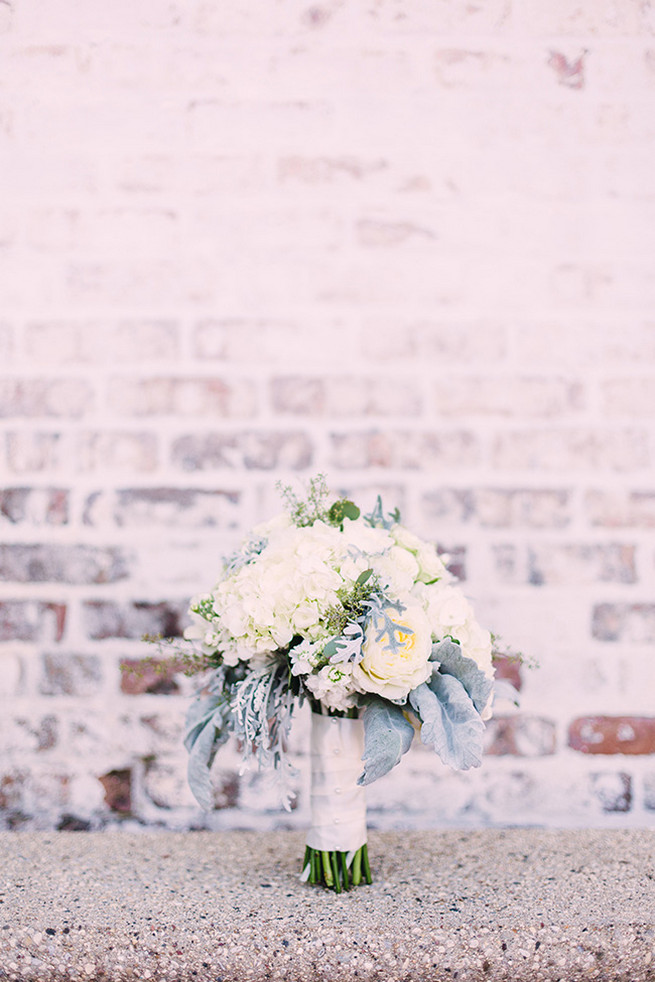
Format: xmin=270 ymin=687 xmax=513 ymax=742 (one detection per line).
xmin=303 ymin=844 xmax=372 ymax=893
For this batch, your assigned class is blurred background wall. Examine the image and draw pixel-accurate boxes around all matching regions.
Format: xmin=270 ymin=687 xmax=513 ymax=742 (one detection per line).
xmin=1 ymin=0 xmax=654 ymax=832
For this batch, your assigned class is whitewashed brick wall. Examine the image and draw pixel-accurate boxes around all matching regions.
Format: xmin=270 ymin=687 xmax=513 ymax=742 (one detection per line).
xmin=1 ymin=0 xmax=654 ymax=832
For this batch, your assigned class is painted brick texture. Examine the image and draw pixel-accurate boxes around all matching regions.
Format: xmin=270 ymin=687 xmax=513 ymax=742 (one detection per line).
xmin=1 ymin=0 xmax=654 ymax=833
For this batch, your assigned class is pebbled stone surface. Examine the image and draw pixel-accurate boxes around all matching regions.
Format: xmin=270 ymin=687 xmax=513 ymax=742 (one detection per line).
xmin=0 ymin=829 xmax=653 ymax=981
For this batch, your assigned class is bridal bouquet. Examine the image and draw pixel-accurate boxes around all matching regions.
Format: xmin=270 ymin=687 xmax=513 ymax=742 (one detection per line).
xmin=182 ymin=477 xmax=495 ymax=892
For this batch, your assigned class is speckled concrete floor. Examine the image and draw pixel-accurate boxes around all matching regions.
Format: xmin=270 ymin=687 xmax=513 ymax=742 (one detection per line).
xmin=0 ymin=829 xmax=653 ymax=981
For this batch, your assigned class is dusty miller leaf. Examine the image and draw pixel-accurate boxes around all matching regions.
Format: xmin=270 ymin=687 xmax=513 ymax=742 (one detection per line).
xmin=409 ymin=676 xmax=485 ymax=771
xmin=357 ymin=697 xmax=415 ymax=786
xmin=432 ymin=638 xmax=494 ymax=715
xmin=184 ymin=696 xmax=230 ymax=810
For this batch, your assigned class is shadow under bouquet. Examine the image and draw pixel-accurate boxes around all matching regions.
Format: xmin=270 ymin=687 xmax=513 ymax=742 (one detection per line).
xmin=183 ymin=477 xmax=496 ymax=892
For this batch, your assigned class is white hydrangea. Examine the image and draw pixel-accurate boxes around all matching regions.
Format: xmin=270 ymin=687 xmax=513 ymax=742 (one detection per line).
xmin=412 ymin=580 xmax=494 ymax=678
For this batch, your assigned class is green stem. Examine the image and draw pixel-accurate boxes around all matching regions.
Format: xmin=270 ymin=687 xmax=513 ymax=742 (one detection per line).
xmin=340 ymin=851 xmax=350 ymax=891
xmin=362 ymin=843 xmax=372 ymax=885
xmin=330 ymin=851 xmax=341 ymax=894
xmin=303 ymin=846 xmax=371 ymax=892
xmin=321 ymin=851 xmax=334 ymax=887
xmin=351 ymin=847 xmax=362 ymax=886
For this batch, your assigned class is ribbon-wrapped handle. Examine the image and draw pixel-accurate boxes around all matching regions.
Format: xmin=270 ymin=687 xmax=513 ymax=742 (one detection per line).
xmin=306 ymin=712 xmax=367 ymax=853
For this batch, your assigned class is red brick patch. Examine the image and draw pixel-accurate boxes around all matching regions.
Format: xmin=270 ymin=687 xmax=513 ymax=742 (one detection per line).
xmin=120 ymin=657 xmax=184 ymax=695
xmin=99 ymin=769 xmax=132 ymax=814
xmin=568 ymin=716 xmax=655 ymax=755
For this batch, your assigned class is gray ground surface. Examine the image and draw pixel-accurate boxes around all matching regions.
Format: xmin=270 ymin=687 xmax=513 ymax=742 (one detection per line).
xmin=0 ymin=829 xmax=653 ymax=981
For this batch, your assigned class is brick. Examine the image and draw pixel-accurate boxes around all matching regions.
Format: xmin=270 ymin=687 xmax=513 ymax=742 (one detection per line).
xmin=0 ymin=2 xmax=13 ymax=33
xmin=271 ymin=376 xmax=422 ymax=417
xmin=57 ymin=814 xmax=92 ymax=831
xmin=484 ymin=716 xmax=557 ymax=756
xmin=592 ymin=603 xmax=655 ymax=643
xmin=193 ymin=319 xmax=356 ymax=368
xmin=0 ymin=771 xmax=27 ymax=811
xmin=569 ymin=716 xmax=655 ymax=755
xmin=39 ymin=653 xmax=103 ymax=697
xmin=83 ymin=601 xmax=186 ymax=641
xmin=433 ymin=49 xmax=513 ymax=89
xmin=186 ymin=99 xmax=330 ymax=152
xmin=16 ymin=0 xmax=182 ymax=35
xmin=585 ymin=490 xmax=655 ymax=528
xmin=0 ymin=323 xmax=12 ymax=361
xmin=356 ymin=218 xmax=436 ymax=248
xmin=120 ymin=657 xmax=184 ymax=695
xmin=516 ymin=0 xmax=652 ymax=36
xmin=514 ymin=322 xmax=655 ymax=368
xmin=645 ymin=773 xmax=655 ymax=811
xmin=590 ymin=772 xmax=632 ymax=813
xmin=0 ymin=601 xmax=66 ymax=642
xmin=493 ymin=654 xmax=523 ymax=693
xmin=22 ymin=91 xmax=181 ymax=150
xmin=0 ymin=487 xmax=69 ymax=526
xmin=142 ymin=760 xmax=199 ymax=810
xmin=76 ymin=431 xmax=159 ymax=473
xmin=422 ymin=487 xmax=572 ymax=528
xmin=5 ymin=432 xmax=64 ymax=473
xmin=106 ymin=376 xmax=258 ymax=417
xmin=7 ymin=432 xmax=156 ymax=478
xmin=547 ymin=50 xmax=586 ymax=90
xmin=23 ymin=319 xmax=179 ymax=364
xmin=432 ymin=376 xmax=584 ymax=417
xmin=0 ymin=544 xmax=129 ymax=584
xmin=0 ymin=654 xmax=23 ymax=697
xmin=492 ymin=428 xmax=649 ymax=472
xmin=69 ymin=207 xmax=180 ymax=256
xmin=3 ymin=44 xmax=92 ymax=87
xmin=278 ymin=155 xmax=388 ymax=186
xmin=64 ymin=258 xmax=202 ymax=307
xmin=3 ymin=148 xmax=97 ymax=196
xmin=83 ymin=487 xmax=241 ymax=529
xmin=99 ymin=769 xmax=132 ymax=815
xmin=438 ymin=544 xmax=467 ymax=581
xmin=191 ymin=153 xmax=272 ymax=194
xmin=602 ymin=378 xmax=655 ymax=416
xmin=171 ymin=431 xmax=313 ymax=471
xmin=360 ymin=320 xmax=507 ymax=363
xmin=12 ymin=715 xmax=59 ymax=753
xmin=0 ymin=378 xmax=94 ymax=418
xmin=24 ymin=203 xmax=179 ymax=256
xmin=494 ymin=543 xmax=637 ymax=586
xmin=330 ymin=429 xmax=480 ymax=469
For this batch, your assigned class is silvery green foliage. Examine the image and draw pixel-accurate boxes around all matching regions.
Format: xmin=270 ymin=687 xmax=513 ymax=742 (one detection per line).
xmin=231 ymin=661 xmax=298 ymax=809
xmin=364 ymin=495 xmax=401 ymax=530
xmin=361 ymin=594 xmax=408 ymax=656
xmin=323 ymin=622 xmax=364 ymax=664
xmin=431 ymin=638 xmax=494 ymax=715
xmin=184 ymin=671 xmax=233 ymax=810
xmin=409 ymin=674 xmax=485 ymax=771
xmin=357 ymin=698 xmax=415 ymax=786
xmin=223 ymin=534 xmax=268 ymax=574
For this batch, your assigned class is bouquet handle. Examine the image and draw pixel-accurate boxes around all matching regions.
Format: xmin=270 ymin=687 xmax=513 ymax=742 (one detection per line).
xmin=302 ymin=712 xmax=371 ymax=891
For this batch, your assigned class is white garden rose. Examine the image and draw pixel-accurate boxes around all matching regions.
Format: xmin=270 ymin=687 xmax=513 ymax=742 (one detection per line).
xmin=352 ymin=602 xmax=433 ymax=702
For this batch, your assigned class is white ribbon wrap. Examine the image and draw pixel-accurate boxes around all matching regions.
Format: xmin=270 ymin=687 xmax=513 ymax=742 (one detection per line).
xmin=306 ymin=713 xmax=367 ymax=853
